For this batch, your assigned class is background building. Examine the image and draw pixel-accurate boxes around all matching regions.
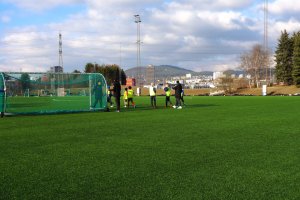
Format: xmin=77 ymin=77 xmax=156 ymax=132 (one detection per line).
xmin=145 ymin=65 xmax=155 ymax=85
xmin=213 ymin=72 xmax=224 ymax=80
xmin=50 ymin=66 xmax=63 ymax=73
xmin=126 ymin=78 xmax=136 ymax=86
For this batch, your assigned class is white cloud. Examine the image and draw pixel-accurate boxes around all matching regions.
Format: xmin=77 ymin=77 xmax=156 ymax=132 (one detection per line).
xmin=269 ymin=0 xmax=300 ymax=14
xmin=164 ymin=33 xmax=180 ymax=41
xmin=213 ymin=0 xmax=253 ymax=9
xmin=2 ymin=0 xmax=84 ymax=11
xmin=220 ymin=39 xmax=257 ymax=50
xmin=175 ymin=0 xmax=254 ymax=10
xmin=0 ymin=0 xmax=298 ymax=72
xmin=84 ymin=0 xmax=165 ymax=17
xmin=2 ymin=0 xmax=164 ymax=12
xmin=1 ymin=30 xmax=59 ymax=72
xmin=197 ymin=11 xmax=245 ymax=30
xmin=214 ymin=63 xmax=235 ymax=72
xmin=3 ymin=0 xmax=85 ymax=12
xmin=269 ymin=18 xmax=300 ymax=42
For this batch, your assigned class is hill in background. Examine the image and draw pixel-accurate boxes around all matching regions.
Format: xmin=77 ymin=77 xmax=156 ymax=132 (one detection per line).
xmin=125 ymin=65 xmax=213 ymax=80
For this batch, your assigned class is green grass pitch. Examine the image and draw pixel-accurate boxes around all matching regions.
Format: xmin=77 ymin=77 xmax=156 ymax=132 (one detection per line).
xmin=0 ymin=96 xmax=299 ymax=199
xmin=6 ymin=96 xmax=88 ymax=112
xmin=5 ymin=95 xmax=105 ymax=114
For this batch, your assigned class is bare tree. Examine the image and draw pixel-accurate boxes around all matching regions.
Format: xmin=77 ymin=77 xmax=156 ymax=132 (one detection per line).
xmin=219 ymin=76 xmax=234 ymax=94
xmin=240 ymin=44 xmax=269 ymax=88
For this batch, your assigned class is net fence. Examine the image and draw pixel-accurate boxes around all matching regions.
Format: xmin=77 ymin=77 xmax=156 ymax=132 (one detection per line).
xmin=0 ymin=72 xmax=107 ymax=115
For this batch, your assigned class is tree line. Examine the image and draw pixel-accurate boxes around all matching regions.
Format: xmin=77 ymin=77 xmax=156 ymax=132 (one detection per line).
xmin=274 ymin=30 xmax=300 ymax=86
xmin=83 ymin=63 xmax=127 ymax=86
xmin=239 ymin=30 xmax=300 ymax=88
xmin=240 ymin=44 xmax=270 ymax=88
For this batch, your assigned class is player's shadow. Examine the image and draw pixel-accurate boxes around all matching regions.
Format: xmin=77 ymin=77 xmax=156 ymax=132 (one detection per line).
xmin=184 ymin=104 xmax=218 ymax=108
xmin=116 ymin=104 xmax=218 ymax=112
xmin=115 ymin=105 xmax=155 ymax=112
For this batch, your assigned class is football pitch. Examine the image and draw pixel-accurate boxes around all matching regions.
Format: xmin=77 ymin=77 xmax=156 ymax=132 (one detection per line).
xmin=5 ymin=96 xmax=93 ymax=114
xmin=0 ymin=96 xmax=299 ymax=199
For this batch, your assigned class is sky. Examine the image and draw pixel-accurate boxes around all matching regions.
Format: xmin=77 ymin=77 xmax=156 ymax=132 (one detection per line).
xmin=1 ymin=0 xmax=300 ymax=73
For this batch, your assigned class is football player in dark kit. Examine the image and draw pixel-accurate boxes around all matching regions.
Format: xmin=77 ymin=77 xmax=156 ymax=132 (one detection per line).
xmin=0 ymin=75 xmax=5 ymax=117
xmin=113 ymin=78 xmax=121 ymax=112
xmin=172 ymin=80 xmax=183 ymax=109
xmin=0 ymin=87 xmax=5 ymax=118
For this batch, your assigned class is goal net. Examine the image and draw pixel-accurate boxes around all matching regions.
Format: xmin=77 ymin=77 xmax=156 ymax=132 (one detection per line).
xmin=0 ymin=72 xmax=107 ymax=115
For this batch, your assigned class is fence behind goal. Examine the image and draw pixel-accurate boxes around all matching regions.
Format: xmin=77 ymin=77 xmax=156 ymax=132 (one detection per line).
xmin=0 ymin=72 xmax=107 ymax=115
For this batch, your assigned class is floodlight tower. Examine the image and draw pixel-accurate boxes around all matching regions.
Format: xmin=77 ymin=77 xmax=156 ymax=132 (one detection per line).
xmin=119 ymin=43 xmax=122 ymax=83
xmin=58 ymin=32 xmax=64 ymax=89
xmin=134 ymin=14 xmax=142 ymax=86
xmin=264 ymin=0 xmax=270 ymax=83
xmin=59 ymin=32 xmax=64 ymax=71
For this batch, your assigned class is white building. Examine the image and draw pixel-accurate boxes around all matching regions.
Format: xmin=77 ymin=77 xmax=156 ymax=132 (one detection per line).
xmin=213 ymin=72 xmax=224 ymax=80
xmin=50 ymin=66 xmax=63 ymax=73
xmin=186 ymin=73 xmax=192 ymax=79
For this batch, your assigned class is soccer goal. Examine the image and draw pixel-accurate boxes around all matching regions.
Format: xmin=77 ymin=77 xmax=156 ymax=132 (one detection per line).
xmin=0 ymin=72 xmax=107 ymax=116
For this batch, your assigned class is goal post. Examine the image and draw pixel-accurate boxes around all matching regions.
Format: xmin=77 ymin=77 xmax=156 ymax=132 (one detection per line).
xmin=0 ymin=73 xmax=6 ymax=117
xmin=0 ymin=72 xmax=107 ymax=116
xmin=24 ymin=89 xmax=30 ymax=97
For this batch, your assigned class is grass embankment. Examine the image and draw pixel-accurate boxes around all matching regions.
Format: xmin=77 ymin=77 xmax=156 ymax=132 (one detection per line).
xmin=135 ymin=85 xmax=300 ymax=96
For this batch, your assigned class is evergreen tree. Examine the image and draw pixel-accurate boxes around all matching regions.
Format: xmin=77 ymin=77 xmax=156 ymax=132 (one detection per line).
xmin=84 ymin=63 xmax=95 ymax=73
xmin=120 ymin=69 xmax=127 ymax=85
xmin=20 ymin=73 xmax=31 ymax=91
xmin=84 ymin=63 xmax=126 ymax=85
xmin=274 ymin=30 xmax=294 ymax=85
xmin=292 ymin=32 xmax=300 ymax=86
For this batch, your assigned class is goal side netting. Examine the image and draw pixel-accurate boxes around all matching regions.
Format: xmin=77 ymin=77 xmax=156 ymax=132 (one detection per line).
xmin=0 ymin=72 xmax=107 ymax=115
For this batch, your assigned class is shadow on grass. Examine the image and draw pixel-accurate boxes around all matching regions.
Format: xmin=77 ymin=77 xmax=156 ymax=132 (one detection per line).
xmin=113 ymin=104 xmax=218 ymax=112
xmin=184 ymin=104 xmax=219 ymax=108
xmin=3 ymin=104 xmax=218 ymax=116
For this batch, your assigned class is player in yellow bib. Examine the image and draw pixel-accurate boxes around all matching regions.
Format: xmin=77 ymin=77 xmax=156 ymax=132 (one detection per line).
xmin=164 ymin=83 xmax=173 ymax=108
xmin=149 ymin=83 xmax=156 ymax=108
xmin=107 ymin=86 xmax=114 ymax=108
xmin=127 ymin=86 xmax=136 ymax=108
xmin=123 ymin=88 xmax=128 ymax=107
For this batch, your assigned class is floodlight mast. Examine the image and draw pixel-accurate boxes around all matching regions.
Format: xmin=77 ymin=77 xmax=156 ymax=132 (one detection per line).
xmin=58 ymin=32 xmax=64 ymax=88
xmin=134 ymin=14 xmax=142 ymax=87
xmin=59 ymin=32 xmax=63 ymax=70
xmin=264 ymin=0 xmax=270 ymax=84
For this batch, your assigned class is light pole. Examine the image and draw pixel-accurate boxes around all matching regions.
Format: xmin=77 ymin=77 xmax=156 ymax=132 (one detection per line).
xmin=134 ymin=14 xmax=142 ymax=87
xmin=264 ymin=0 xmax=270 ymax=84
xmin=119 ymin=43 xmax=122 ymax=83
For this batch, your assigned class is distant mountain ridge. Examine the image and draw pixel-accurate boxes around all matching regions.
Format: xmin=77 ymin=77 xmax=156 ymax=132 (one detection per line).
xmin=125 ymin=65 xmax=213 ymax=80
